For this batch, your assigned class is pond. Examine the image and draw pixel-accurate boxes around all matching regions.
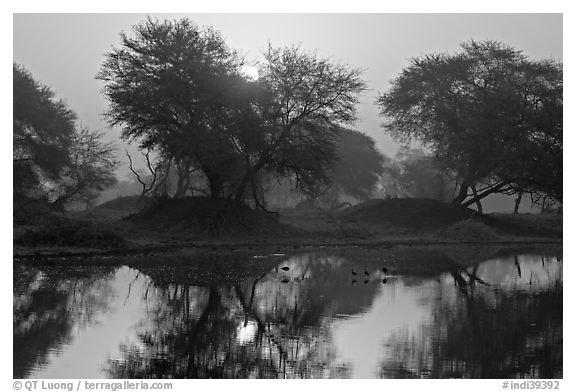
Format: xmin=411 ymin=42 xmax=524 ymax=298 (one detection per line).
xmin=13 ymin=246 xmax=562 ymax=379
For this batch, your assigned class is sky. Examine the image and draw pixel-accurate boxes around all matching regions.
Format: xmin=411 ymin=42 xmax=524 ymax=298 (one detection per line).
xmin=13 ymin=13 xmax=563 ymax=177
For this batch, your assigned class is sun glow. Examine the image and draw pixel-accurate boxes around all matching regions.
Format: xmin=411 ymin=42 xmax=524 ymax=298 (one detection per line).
xmin=236 ymin=321 xmax=258 ymax=344
xmin=240 ymin=65 xmax=259 ymax=81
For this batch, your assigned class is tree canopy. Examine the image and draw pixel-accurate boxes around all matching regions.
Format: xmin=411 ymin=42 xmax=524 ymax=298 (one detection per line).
xmin=14 ymin=64 xmax=77 ymax=197
xmin=56 ymin=127 xmax=118 ymax=207
xmin=13 ymin=64 xmax=118 ymax=208
xmin=377 ymin=40 xmax=562 ymax=207
xmin=330 ymin=127 xmax=385 ymax=200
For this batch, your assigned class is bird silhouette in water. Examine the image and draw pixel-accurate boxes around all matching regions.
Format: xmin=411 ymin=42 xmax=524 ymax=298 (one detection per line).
xmin=382 ymin=267 xmax=388 ymax=274
xmin=281 ymin=266 xmax=290 ymax=271
xmin=351 ymin=269 xmax=357 ymax=276
xmin=281 ymin=277 xmax=290 ymax=283
xmin=364 ymin=269 xmax=370 ymax=277
xmin=364 ymin=279 xmax=370 ymax=284
xmin=382 ymin=278 xmax=388 ymax=284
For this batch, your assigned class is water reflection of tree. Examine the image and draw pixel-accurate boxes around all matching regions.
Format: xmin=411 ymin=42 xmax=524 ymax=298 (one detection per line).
xmin=13 ymin=264 xmax=117 ymax=378
xmin=106 ymin=253 xmax=374 ymax=378
xmin=380 ymin=256 xmax=562 ymax=378
xmin=107 ymin=283 xmax=285 ymax=378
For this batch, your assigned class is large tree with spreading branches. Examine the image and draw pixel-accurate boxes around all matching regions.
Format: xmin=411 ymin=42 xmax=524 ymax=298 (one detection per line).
xmin=377 ymin=40 xmax=562 ymax=208
xmin=98 ymin=17 xmax=366 ymax=204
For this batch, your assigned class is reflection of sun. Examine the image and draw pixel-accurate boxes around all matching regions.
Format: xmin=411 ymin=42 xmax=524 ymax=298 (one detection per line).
xmin=236 ymin=321 xmax=258 ymax=344
xmin=240 ymin=65 xmax=259 ymax=80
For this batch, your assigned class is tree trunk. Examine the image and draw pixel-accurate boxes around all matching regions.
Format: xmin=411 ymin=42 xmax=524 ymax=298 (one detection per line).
xmin=174 ymin=175 xmax=186 ymax=198
xmin=250 ymin=176 xmax=264 ymax=209
xmin=235 ymin=173 xmax=250 ymax=201
xmin=513 ymin=190 xmax=523 ymax=214
xmin=471 ymin=185 xmax=483 ymax=214
xmin=174 ymin=159 xmax=191 ymax=198
xmin=540 ymin=196 xmax=548 ymax=214
xmin=235 ymin=157 xmax=268 ymax=202
xmin=452 ymin=179 xmax=472 ymax=205
xmin=209 ymin=178 xmax=223 ymax=200
xmin=236 ymin=166 xmax=259 ymax=202
xmin=460 ymin=181 xmax=509 ymax=208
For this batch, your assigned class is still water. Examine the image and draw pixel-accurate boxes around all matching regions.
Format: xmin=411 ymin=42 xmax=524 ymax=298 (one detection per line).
xmin=13 ymin=247 xmax=562 ymax=379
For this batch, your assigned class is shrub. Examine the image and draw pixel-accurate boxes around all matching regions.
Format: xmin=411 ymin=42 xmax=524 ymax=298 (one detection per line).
xmin=15 ymin=218 xmax=125 ymax=248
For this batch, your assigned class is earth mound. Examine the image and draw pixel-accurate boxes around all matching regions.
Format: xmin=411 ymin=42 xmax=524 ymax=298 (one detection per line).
xmin=95 ymin=196 xmax=148 ymax=212
xmin=127 ymin=196 xmax=292 ymax=237
xmin=481 ymin=213 xmax=562 ymax=238
xmin=337 ymin=198 xmax=477 ymax=232
xmin=441 ymin=219 xmax=500 ymax=242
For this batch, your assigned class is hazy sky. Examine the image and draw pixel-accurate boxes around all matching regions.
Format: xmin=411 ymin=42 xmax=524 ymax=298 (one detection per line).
xmin=13 ymin=13 xmax=563 ymax=176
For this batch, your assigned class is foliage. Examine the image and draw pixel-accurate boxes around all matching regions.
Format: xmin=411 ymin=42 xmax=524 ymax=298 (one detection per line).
xmin=234 ymin=45 xmax=366 ymax=201
xmin=55 ymin=128 xmax=119 ymax=207
xmin=13 ymin=64 xmax=76 ymax=196
xmin=97 ymin=17 xmax=248 ymax=199
xmin=13 ymin=64 xmax=118 ymax=208
xmin=15 ymin=218 xmax=125 ymax=248
xmin=330 ymin=127 xmax=385 ymax=200
xmin=239 ymin=127 xmax=384 ymax=210
xmin=377 ymin=40 xmax=562 ymax=206
xmin=381 ymin=147 xmax=454 ymax=201
xmin=98 ymin=18 xmax=366 ymax=203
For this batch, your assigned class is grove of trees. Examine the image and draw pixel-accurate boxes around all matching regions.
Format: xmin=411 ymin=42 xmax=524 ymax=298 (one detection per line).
xmin=100 ymin=125 xmax=385 ymax=211
xmin=14 ymin=20 xmax=562 ymax=218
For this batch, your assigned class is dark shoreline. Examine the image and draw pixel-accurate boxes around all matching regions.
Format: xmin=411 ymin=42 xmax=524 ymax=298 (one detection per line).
xmin=13 ymin=237 xmax=562 ymax=262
